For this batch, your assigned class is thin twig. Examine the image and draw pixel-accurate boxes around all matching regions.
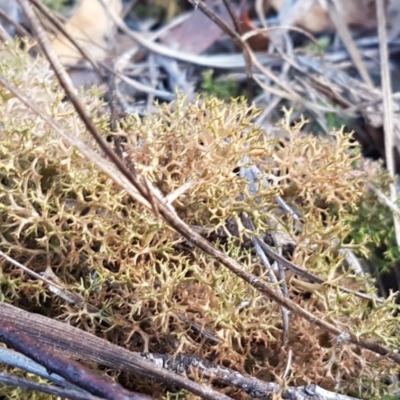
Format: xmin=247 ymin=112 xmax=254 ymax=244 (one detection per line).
xmin=27 ymin=0 xmax=101 ymax=71
xmin=0 ymin=347 xmax=83 ymax=391
xmin=282 ymin=349 xmax=293 ymax=380
xmin=326 ymin=0 xmax=374 ymax=88
xmin=0 ymin=373 xmax=105 ymax=400
xmin=368 ymin=182 xmax=400 ymax=217
xmin=0 ymin=7 xmax=31 ymax=38
xmin=240 ymin=211 xmax=290 ymax=347
xmin=185 ymin=0 xmax=253 ymax=81
xmin=256 ymin=241 xmax=382 ymax=304
xmin=253 ymin=236 xmax=290 ymax=346
xmin=0 ymin=250 xmax=74 ymax=296
xmin=222 ymin=0 xmax=240 ymax=33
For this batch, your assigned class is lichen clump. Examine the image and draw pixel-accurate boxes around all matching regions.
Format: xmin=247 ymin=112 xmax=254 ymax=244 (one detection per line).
xmin=0 ymin=44 xmax=399 ymax=399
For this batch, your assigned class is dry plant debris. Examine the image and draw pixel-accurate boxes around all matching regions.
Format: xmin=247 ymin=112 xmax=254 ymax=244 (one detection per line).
xmin=0 ymin=39 xmax=399 ymax=399
xmin=51 ymin=0 xmax=123 ymax=65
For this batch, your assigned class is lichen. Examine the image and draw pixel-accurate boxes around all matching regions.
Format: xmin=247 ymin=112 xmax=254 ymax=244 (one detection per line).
xmin=0 ymin=41 xmax=399 ymax=399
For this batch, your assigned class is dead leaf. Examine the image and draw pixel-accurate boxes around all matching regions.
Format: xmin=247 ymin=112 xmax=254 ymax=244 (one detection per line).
xmin=51 ymin=0 xmax=123 ymax=66
xmin=160 ymin=0 xmax=229 ymax=54
xmin=238 ymin=0 xmax=269 ymax=51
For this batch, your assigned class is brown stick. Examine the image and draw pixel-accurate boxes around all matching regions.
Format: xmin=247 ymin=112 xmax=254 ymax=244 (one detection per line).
xmin=0 ymin=302 xmax=231 ymax=400
xmin=0 ymin=321 xmax=141 ymax=400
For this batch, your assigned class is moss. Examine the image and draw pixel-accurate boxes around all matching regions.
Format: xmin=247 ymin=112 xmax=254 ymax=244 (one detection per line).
xmin=201 ymin=70 xmax=238 ymax=101
xmin=0 ymin=42 xmax=399 ymax=398
xmin=43 ymin=0 xmax=70 ymax=12
xmin=347 ymin=160 xmax=399 ymax=276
